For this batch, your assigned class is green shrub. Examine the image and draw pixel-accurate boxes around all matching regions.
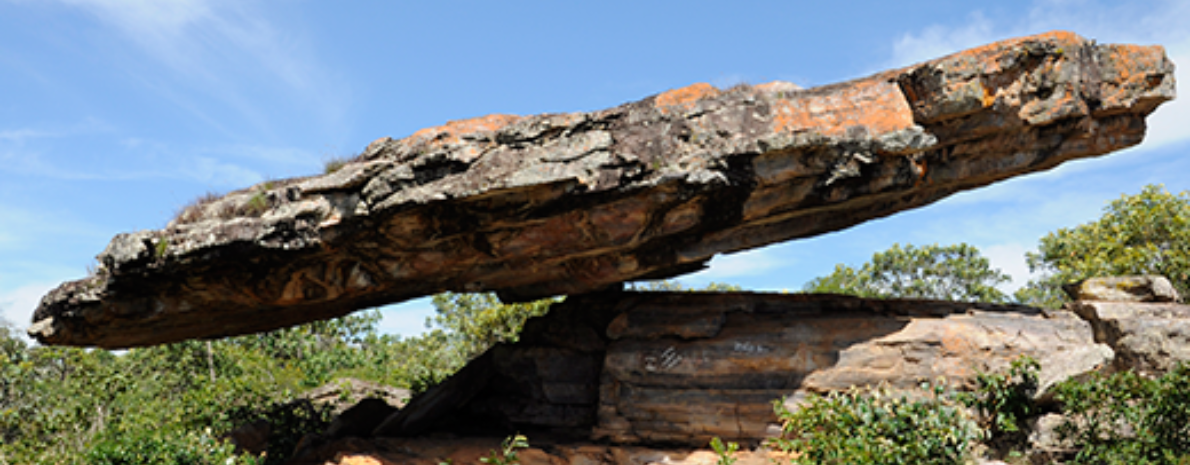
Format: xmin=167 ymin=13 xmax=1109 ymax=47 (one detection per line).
xmin=85 ymin=429 xmax=257 ymax=465
xmin=480 ymin=433 xmax=529 ymax=465
xmin=226 ymin=398 xmax=334 ymax=465
xmin=959 ymin=355 xmax=1041 ymax=454
xmin=768 ymin=383 xmax=979 ymax=465
xmin=709 ymin=436 xmax=740 ymax=465
xmin=1055 ymin=363 xmax=1190 ymax=464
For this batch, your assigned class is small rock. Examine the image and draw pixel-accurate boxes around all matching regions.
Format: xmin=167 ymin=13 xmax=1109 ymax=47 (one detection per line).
xmin=1063 ymin=275 xmax=1181 ymax=303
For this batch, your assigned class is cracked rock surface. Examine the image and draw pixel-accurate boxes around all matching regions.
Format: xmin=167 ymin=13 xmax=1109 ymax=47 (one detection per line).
xmin=31 ymin=31 xmax=1175 ymax=348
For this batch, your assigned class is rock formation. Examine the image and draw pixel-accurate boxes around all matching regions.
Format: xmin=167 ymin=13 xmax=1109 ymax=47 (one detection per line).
xmin=30 ymin=31 xmax=1174 ymax=349
xmin=286 ymin=276 xmax=1190 ymax=464
xmin=368 ymin=290 xmax=1111 ymax=446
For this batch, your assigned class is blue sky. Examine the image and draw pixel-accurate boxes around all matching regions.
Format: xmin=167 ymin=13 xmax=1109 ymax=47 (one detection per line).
xmin=1 ymin=0 xmax=1188 ymax=339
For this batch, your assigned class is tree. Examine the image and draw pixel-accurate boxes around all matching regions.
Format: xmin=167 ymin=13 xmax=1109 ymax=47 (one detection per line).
xmin=1016 ymin=184 xmax=1190 ymax=308
xmin=803 ymin=243 xmax=1011 ymax=302
xmin=428 ymin=292 xmax=558 ymax=362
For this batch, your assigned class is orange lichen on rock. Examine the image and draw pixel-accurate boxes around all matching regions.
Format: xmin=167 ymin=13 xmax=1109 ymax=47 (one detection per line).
xmin=933 ymin=30 xmax=1083 ymax=73
xmin=771 ymin=79 xmax=915 ymax=137
xmin=1096 ymin=43 xmax=1176 ymax=112
xmin=408 ymin=113 xmax=522 ymax=145
xmin=654 ymin=82 xmax=720 ymax=114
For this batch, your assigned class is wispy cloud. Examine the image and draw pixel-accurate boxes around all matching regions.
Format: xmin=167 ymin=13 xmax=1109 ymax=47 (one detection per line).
xmin=0 ymin=282 xmax=57 ymax=332
xmin=45 ymin=0 xmax=349 ymax=141
xmin=0 ymin=122 xmax=336 ymax=186
xmin=889 ymin=12 xmax=997 ymax=67
xmin=983 ymin=242 xmax=1035 ymax=293
xmin=0 ymin=128 xmax=53 ymax=143
xmin=686 ymin=247 xmax=788 ymax=285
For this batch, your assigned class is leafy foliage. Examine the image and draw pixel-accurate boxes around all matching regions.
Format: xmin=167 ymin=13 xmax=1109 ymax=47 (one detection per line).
xmin=429 ymin=292 xmax=558 ymax=363
xmin=1016 ymin=184 xmax=1190 ymax=308
xmin=709 ymin=436 xmax=740 ymax=465
xmin=1054 ymin=363 xmax=1190 ymax=464
xmin=803 ymin=243 xmax=1011 ymax=302
xmin=480 ymin=433 xmax=529 ymax=465
xmin=0 ymin=293 xmax=563 ymax=465
xmin=959 ymin=355 xmax=1041 ymax=455
xmin=85 ymin=429 xmax=256 ymax=465
xmin=769 ymin=383 xmax=980 ymax=465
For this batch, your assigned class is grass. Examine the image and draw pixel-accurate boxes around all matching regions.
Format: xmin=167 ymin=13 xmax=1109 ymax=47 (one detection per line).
xmin=323 ymin=153 xmax=361 ymax=175
xmin=173 ymin=191 xmax=223 ymax=225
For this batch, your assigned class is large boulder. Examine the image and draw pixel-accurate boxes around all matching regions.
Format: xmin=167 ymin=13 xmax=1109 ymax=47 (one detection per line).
xmin=376 ymin=291 xmax=1111 ymax=447
xmin=1069 ymin=299 xmax=1190 ymax=375
xmin=30 ymin=31 xmax=1175 ymax=348
xmin=1063 ymin=275 xmax=1182 ymax=303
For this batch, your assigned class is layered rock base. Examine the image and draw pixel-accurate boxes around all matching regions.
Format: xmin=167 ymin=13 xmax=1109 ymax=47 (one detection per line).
xmin=286 ymin=279 xmax=1189 ymax=464
xmin=373 ymin=291 xmax=1112 ymax=446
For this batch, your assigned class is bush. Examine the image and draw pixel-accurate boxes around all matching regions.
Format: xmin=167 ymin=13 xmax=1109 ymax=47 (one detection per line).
xmin=85 ymin=429 xmax=257 ymax=465
xmin=959 ymin=355 xmax=1041 ymax=455
xmin=1055 ymin=363 xmax=1190 ymax=464
xmin=768 ymin=383 xmax=979 ymax=465
xmin=226 ymin=398 xmax=335 ymax=465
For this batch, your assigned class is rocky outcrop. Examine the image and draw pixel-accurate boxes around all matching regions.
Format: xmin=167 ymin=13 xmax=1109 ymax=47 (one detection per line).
xmin=30 ymin=32 xmax=1175 ymax=348
xmin=371 ymin=291 xmax=1111 ymax=447
xmin=285 ymin=279 xmax=1190 ymax=463
xmin=226 ymin=378 xmax=410 ymax=457
xmin=1068 ymin=278 xmax=1190 ymax=376
xmin=1064 ymin=275 xmax=1182 ymax=303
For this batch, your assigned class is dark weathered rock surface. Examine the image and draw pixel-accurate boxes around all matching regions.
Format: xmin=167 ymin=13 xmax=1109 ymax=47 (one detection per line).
xmin=31 ymin=31 xmax=1175 ymax=348
xmin=375 ymin=290 xmax=1110 ymax=446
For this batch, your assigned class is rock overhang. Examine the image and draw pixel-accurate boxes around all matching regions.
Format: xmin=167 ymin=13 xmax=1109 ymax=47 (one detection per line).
xmin=30 ymin=31 xmax=1176 ymax=348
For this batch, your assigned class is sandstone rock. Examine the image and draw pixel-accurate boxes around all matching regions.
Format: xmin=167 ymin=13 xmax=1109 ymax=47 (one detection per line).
xmin=1068 ymin=300 xmax=1190 ymax=375
xmin=30 ymin=32 xmax=1174 ymax=348
xmin=1064 ymin=275 xmax=1182 ymax=303
xmin=301 ymin=378 xmax=411 ymax=414
xmin=796 ymin=308 xmax=1112 ymax=403
xmin=286 ymin=436 xmax=778 ymax=465
xmin=378 ymin=291 xmax=1109 ymax=447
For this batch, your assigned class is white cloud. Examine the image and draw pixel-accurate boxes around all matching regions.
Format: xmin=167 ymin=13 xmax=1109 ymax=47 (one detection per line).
xmin=1142 ymin=44 xmax=1190 ymax=149
xmin=46 ymin=0 xmax=349 ymax=140
xmin=0 ymin=128 xmax=52 ymax=143
xmin=983 ymin=243 xmax=1035 ymax=293
xmin=890 ymin=12 xmax=997 ymax=68
xmin=688 ymin=247 xmax=787 ymax=283
xmin=190 ymin=155 xmax=263 ymax=187
xmin=0 ymin=282 xmax=57 ymax=333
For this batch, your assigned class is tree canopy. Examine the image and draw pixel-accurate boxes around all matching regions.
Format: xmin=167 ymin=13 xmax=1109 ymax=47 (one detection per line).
xmin=802 ymin=243 xmax=1011 ymax=302
xmin=1015 ymin=184 xmax=1190 ymax=308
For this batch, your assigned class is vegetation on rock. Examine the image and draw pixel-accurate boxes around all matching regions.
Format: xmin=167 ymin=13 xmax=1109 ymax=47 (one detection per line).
xmin=1054 ymin=363 xmax=1190 ymax=463
xmin=769 ymin=382 xmax=980 ymax=465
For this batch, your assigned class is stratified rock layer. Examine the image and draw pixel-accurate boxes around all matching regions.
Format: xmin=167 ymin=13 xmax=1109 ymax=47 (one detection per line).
xmin=369 ymin=291 xmax=1111 ymax=446
xmin=31 ymin=31 xmax=1175 ymax=348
